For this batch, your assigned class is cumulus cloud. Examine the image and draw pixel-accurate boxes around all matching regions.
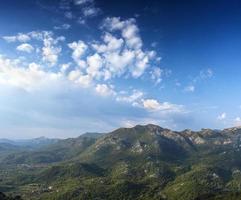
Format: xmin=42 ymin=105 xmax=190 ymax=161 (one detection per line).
xmin=95 ymin=84 xmax=115 ymax=96
xmin=142 ymin=99 xmax=184 ymax=112
xmin=101 ymin=17 xmax=157 ymax=77
xmin=42 ymin=32 xmax=64 ymax=66
xmin=3 ymin=31 xmax=65 ymax=66
xmin=68 ymin=40 xmax=87 ymax=68
xmin=67 ymin=70 xmax=92 ymax=87
xmin=102 ymin=17 xmax=142 ymax=49
xmin=0 ymin=16 xmax=190 ymax=136
xmin=60 ymin=63 xmax=71 ymax=74
xmin=16 ymin=43 xmax=34 ymax=53
xmin=66 ymin=17 xmax=159 ymax=91
xmin=82 ymin=6 xmax=100 ymax=17
xmin=86 ymin=53 xmax=103 ymax=78
xmin=1 ymin=21 xmax=166 ymax=114
xmin=0 ymin=56 xmax=61 ymax=91
xmin=92 ymin=33 xmax=124 ymax=53
xmin=89 ymin=17 xmax=157 ymax=79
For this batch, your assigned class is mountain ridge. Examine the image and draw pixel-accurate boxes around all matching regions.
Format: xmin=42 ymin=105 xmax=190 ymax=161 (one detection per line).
xmin=1 ymin=124 xmax=241 ymax=200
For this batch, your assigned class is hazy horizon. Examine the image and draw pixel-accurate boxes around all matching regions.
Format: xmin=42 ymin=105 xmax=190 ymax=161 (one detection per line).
xmin=1 ymin=123 xmax=241 ymax=140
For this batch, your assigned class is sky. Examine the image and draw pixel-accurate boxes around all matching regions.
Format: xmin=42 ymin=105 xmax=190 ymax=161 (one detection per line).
xmin=1 ymin=0 xmax=241 ymax=139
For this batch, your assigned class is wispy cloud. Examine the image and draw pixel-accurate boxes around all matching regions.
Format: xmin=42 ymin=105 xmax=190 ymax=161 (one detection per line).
xmin=58 ymin=0 xmax=101 ymax=24
xmin=217 ymin=112 xmax=226 ymax=120
xmin=16 ymin=43 xmax=34 ymax=53
xmin=184 ymin=68 xmax=213 ymax=92
xmin=184 ymin=85 xmax=195 ymax=92
xmin=54 ymin=23 xmax=71 ymax=30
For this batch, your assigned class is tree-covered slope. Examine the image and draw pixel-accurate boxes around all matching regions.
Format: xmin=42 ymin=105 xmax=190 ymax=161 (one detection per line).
xmin=1 ymin=125 xmax=241 ymax=200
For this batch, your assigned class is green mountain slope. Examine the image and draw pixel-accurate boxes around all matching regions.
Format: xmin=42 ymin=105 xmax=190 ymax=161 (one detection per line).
xmin=1 ymin=125 xmax=241 ymax=200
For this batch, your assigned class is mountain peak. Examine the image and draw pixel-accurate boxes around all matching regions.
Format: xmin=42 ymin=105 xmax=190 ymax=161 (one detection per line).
xmin=133 ymin=124 xmax=167 ymax=131
xmin=223 ymin=126 xmax=241 ymax=132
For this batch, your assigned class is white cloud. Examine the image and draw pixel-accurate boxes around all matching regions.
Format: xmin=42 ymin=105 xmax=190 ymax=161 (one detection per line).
xmin=68 ymin=40 xmax=87 ymax=68
xmin=150 ymin=67 xmax=163 ymax=84
xmin=42 ymin=40 xmax=62 ymax=66
xmin=0 ymin=56 xmax=61 ymax=91
xmin=39 ymin=32 xmax=65 ymax=66
xmin=95 ymin=84 xmax=115 ymax=96
xmin=3 ymin=31 xmax=65 ymax=66
xmin=75 ymin=74 xmax=92 ymax=87
xmin=67 ymin=17 xmax=156 ymax=83
xmin=104 ymin=50 xmax=135 ymax=78
xmin=67 ymin=70 xmax=92 ymax=87
xmin=82 ymin=7 xmax=100 ymax=17
xmin=103 ymin=17 xmax=142 ymax=49
xmin=2 ymin=36 xmax=17 ymax=43
xmin=86 ymin=53 xmax=103 ymax=78
xmin=74 ymin=0 xmax=93 ymax=5
xmin=3 ymin=33 xmax=30 ymax=43
xmin=116 ymin=90 xmax=144 ymax=104
xmin=16 ymin=43 xmax=34 ymax=53
xmin=217 ymin=112 xmax=226 ymax=120
xmin=143 ymin=99 xmax=160 ymax=111
xmin=1 ymin=22 xmax=168 ymax=117
xmin=116 ymin=90 xmax=144 ymax=107
xmin=142 ymin=99 xmax=183 ymax=112
xmin=60 ymin=63 xmax=71 ymax=73
xmin=92 ymin=33 xmax=124 ymax=53
xmin=68 ymin=70 xmax=81 ymax=82
xmin=89 ymin=17 xmax=157 ymax=79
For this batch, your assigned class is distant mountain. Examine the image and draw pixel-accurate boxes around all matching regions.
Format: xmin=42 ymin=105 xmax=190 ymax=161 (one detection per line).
xmin=1 ymin=125 xmax=241 ymax=200
xmin=0 ymin=143 xmax=21 ymax=152
xmin=0 ymin=137 xmax=59 ymax=149
xmin=0 ymin=133 xmax=104 ymax=165
xmin=0 ymin=139 xmax=14 ymax=144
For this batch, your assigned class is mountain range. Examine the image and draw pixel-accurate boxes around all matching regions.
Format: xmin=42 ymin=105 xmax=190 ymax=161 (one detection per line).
xmin=0 ymin=125 xmax=241 ymax=200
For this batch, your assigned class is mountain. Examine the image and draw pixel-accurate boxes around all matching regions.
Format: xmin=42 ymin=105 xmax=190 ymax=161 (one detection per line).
xmin=0 ymin=143 xmax=26 ymax=162
xmin=0 ymin=134 xmax=101 ymax=165
xmin=79 ymin=132 xmax=104 ymax=139
xmin=0 ymin=137 xmax=59 ymax=149
xmin=0 ymin=125 xmax=241 ymax=200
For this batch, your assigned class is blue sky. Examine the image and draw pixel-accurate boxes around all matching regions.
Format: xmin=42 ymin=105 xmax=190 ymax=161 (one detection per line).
xmin=0 ymin=0 xmax=241 ymax=139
